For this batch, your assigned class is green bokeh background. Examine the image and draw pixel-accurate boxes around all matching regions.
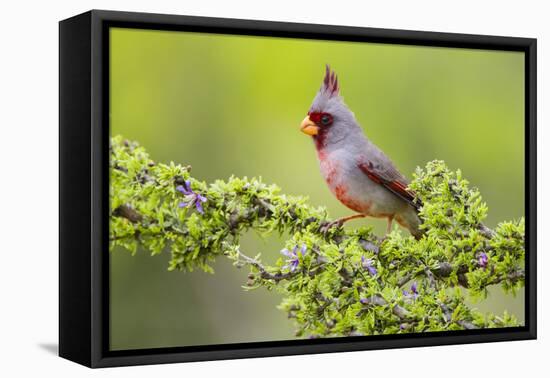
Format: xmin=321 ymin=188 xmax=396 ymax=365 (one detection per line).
xmin=109 ymin=27 xmax=525 ymax=350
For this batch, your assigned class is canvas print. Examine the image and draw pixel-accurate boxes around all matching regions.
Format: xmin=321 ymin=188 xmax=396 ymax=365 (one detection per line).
xmin=108 ymin=27 xmax=525 ymax=351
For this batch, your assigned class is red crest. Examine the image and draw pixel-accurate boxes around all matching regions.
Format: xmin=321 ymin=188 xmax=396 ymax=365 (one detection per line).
xmin=322 ymin=64 xmax=339 ymax=97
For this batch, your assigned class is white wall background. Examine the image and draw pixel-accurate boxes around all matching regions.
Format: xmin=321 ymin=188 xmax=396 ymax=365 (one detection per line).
xmin=0 ymin=0 xmax=546 ymax=376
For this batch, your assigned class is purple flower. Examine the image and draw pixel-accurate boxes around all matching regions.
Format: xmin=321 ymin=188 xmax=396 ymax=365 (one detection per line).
xmin=176 ymin=180 xmax=207 ymax=214
xmin=281 ymin=244 xmax=307 ymax=272
xmin=359 ymin=297 xmax=369 ymax=305
xmin=176 ymin=180 xmax=192 ymax=195
xmin=361 ymin=256 xmax=378 ymax=276
xmin=403 ymin=282 xmax=419 ymax=300
xmin=478 ymin=252 xmax=489 ymax=269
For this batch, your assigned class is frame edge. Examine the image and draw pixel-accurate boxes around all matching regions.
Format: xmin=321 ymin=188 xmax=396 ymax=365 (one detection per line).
xmin=59 ymin=11 xmax=93 ymax=368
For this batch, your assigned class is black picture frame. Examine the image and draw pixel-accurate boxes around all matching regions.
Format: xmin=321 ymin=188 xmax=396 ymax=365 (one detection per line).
xmin=59 ymin=9 xmax=537 ymax=368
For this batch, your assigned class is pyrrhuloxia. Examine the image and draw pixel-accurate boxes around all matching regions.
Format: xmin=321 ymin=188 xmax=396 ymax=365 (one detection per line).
xmin=300 ymin=66 xmax=422 ymax=238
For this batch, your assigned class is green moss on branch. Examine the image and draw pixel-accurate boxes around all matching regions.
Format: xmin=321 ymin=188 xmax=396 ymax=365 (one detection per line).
xmin=110 ymin=135 xmax=525 ymax=337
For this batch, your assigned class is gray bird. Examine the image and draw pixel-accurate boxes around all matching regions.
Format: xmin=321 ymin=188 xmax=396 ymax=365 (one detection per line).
xmin=300 ymin=66 xmax=422 ymax=238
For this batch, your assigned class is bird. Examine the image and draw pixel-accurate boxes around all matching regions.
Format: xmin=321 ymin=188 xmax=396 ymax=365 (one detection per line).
xmin=300 ymin=65 xmax=423 ymax=239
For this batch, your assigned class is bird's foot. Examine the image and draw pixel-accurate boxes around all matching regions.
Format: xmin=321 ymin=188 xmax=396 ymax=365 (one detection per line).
xmin=378 ymin=235 xmax=390 ymax=244
xmin=319 ymin=219 xmax=344 ymax=234
xmin=320 ymin=214 xmax=367 ymax=235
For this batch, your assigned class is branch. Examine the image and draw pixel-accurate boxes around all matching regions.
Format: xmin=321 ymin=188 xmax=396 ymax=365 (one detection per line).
xmin=109 ymin=136 xmax=525 ymax=337
xmin=232 ymin=248 xmax=295 ymax=282
xmin=478 ymin=223 xmax=496 ymax=238
xmin=440 ymin=304 xmax=477 ymax=330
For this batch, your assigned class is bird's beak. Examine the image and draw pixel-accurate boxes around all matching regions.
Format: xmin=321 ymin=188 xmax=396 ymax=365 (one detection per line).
xmin=300 ymin=116 xmax=319 ymax=136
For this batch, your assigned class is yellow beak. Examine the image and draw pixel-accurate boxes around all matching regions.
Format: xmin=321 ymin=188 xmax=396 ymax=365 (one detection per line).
xmin=300 ymin=116 xmax=319 ymax=136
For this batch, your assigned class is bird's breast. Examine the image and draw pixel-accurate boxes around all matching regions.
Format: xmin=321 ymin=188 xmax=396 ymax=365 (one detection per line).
xmin=318 ymin=151 xmax=403 ymax=217
xmin=319 ymin=152 xmax=371 ymax=214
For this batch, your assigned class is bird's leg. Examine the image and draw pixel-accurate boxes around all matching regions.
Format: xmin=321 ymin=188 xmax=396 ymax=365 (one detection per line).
xmin=321 ymin=214 xmax=366 ymax=233
xmin=386 ymin=216 xmax=394 ymax=235
xmin=339 ymin=213 xmax=368 ymax=224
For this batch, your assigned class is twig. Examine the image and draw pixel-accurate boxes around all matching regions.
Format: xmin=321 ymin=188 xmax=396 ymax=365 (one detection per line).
xmin=478 ymin=223 xmax=496 ymax=239
xmin=113 ymin=204 xmax=142 ymax=223
xmin=235 ymin=248 xmax=326 ymax=282
xmin=361 ymin=295 xmax=413 ymax=322
xmin=440 ymin=304 xmax=477 ymax=330
xmin=397 ymin=273 xmax=413 ymax=288
xmin=235 ymin=249 xmax=295 ymax=282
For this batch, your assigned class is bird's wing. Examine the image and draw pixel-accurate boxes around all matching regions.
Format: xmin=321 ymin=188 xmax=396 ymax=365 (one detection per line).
xmin=357 ymin=154 xmax=422 ymax=211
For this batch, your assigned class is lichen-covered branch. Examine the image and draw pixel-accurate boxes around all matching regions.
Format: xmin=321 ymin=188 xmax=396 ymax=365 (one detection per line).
xmin=110 ymin=135 xmax=525 ymax=337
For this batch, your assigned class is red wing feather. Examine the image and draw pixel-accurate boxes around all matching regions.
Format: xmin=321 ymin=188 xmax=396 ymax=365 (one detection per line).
xmin=358 ymin=162 xmax=422 ymax=211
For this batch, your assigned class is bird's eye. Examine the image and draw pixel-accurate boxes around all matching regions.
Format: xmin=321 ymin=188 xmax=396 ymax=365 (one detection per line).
xmin=321 ymin=114 xmax=332 ymax=126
